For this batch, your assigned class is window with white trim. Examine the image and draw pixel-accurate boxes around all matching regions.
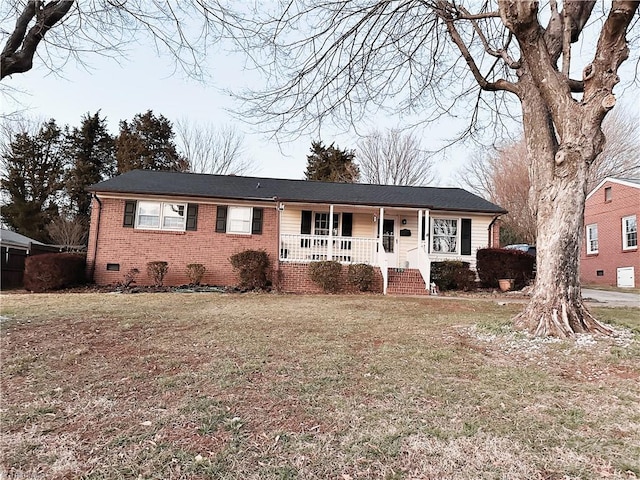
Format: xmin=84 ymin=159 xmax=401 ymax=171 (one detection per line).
xmin=586 ymin=224 xmax=598 ymax=254
xmin=227 ymin=206 xmax=252 ymax=234
xmin=623 ymin=215 xmax=637 ymax=250
xmin=432 ymin=218 xmax=458 ymax=253
xmin=136 ymin=201 xmax=186 ymax=231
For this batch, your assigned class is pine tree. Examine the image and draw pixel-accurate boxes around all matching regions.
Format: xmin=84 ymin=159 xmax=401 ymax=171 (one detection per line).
xmin=304 ymin=141 xmax=359 ymax=183
xmin=64 ymin=111 xmax=116 ymax=223
xmin=116 ymin=110 xmax=188 ymax=173
xmin=1 ymin=120 xmax=65 ymax=242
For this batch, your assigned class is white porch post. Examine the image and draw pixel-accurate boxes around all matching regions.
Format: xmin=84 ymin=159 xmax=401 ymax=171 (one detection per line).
xmin=424 ymin=209 xmax=431 ymax=290
xmin=328 ymin=204 xmax=334 ymax=261
xmin=378 ymin=207 xmax=387 ymax=295
xmin=378 ymin=207 xmax=384 ymax=252
xmin=417 ymin=210 xmax=423 ymax=251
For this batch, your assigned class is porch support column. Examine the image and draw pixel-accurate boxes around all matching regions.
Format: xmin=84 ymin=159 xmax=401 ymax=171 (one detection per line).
xmin=378 ymin=207 xmax=385 ymax=252
xmin=417 ymin=210 xmax=423 ymax=251
xmin=328 ymin=204 xmax=334 ymax=261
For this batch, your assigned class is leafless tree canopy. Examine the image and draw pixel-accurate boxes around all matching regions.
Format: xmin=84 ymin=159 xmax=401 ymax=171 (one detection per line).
xmin=0 ymin=1 xmax=242 ymax=80
xmin=46 ymin=215 xmax=87 ymax=248
xmin=175 ymin=121 xmax=254 ymax=176
xmin=458 ymin=104 xmax=640 ymax=245
xmin=357 ymin=129 xmax=437 ymax=186
xmin=590 ymin=103 xmax=640 ymax=189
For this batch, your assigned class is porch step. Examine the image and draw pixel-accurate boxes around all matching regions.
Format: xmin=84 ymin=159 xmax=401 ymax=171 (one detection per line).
xmin=387 ymin=268 xmax=429 ymax=295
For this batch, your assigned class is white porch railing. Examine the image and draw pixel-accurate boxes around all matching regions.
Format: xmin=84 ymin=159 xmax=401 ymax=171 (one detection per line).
xmin=407 ymin=241 xmax=430 ymax=291
xmin=280 ymin=234 xmax=378 ymax=264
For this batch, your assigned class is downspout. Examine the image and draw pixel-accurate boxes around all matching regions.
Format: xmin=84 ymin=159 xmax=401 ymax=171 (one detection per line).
xmin=89 ymin=193 xmax=102 ymax=281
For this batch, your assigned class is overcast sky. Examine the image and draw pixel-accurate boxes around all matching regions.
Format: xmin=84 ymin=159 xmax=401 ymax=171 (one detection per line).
xmin=1 ymin=15 xmax=636 ymax=187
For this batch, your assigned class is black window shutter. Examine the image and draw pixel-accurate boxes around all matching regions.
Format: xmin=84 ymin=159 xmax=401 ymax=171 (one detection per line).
xmin=186 ymin=204 xmax=198 ymax=231
xmin=342 ymin=213 xmax=353 ymax=237
xmin=123 ymin=200 xmax=136 ymax=228
xmin=252 ymin=208 xmax=263 ymax=234
xmin=216 ymin=206 xmax=228 ymax=233
xmin=301 ymin=210 xmax=312 ymax=234
xmin=461 ymin=218 xmax=472 ymax=256
xmin=421 ymin=215 xmax=427 ymax=241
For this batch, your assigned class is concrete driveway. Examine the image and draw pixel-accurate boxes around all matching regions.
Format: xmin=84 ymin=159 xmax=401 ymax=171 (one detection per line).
xmin=582 ymin=288 xmax=640 ymax=308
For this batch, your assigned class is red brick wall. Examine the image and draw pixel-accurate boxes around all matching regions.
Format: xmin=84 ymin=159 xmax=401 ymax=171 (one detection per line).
xmin=87 ymin=197 xmax=279 ymax=287
xmin=279 ymin=263 xmax=383 ymax=294
xmin=580 ymin=181 xmax=639 ymax=287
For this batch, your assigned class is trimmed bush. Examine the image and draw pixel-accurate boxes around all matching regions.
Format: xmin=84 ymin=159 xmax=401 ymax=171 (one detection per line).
xmin=430 ymin=261 xmax=475 ymax=291
xmin=308 ymin=261 xmax=343 ymax=293
xmin=24 ymin=253 xmax=86 ymax=292
xmin=186 ymin=263 xmax=206 ymax=285
xmin=476 ymin=248 xmax=535 ymax=289
xmin=118 ymin=268 xmax=140 ymax=290
xmin=146 ymin=261 xmax=169 ymax=287
xmin=347 ymin=263 xmax=375 ymax=292
xmin=229 ymin=250 xmax=271 ymax=290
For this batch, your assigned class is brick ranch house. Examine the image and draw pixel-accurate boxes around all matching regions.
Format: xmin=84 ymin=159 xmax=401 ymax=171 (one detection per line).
xmin=581 ymin=177 xmax=639 ymax=288
xmin=87 ymin=170 xmax=505 ymax=294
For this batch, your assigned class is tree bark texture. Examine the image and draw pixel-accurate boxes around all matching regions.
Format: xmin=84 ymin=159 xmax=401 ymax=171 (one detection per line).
xmin=1 ymin=1 xmax=74 ymax=80
xmin=499 ymin=0 xmax=638 ymax=337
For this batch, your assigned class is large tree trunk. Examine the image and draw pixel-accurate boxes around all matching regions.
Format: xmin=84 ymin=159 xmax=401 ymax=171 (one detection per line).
xmin=512 ymin=74 xmax=612 ymax=338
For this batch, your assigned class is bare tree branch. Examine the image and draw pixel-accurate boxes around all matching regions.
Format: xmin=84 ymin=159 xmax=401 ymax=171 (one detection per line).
xmin=175 ymin=120 xmax=255 ymax=176
xmin=357 ymin=128 xmax=437 ymax=186
xmin=1 ymin=1 xmax=74 ymax=79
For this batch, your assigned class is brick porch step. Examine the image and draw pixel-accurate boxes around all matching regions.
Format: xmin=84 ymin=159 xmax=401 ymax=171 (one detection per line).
xmin=387 ymin=268 xmax=429 ymax=295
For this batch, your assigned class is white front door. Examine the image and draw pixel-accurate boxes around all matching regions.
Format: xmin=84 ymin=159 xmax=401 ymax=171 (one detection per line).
xmin=381 ymin=217 xmax=399 ymax=268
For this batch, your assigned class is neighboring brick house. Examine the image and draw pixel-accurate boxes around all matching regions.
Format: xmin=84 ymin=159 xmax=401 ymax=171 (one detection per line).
xmin=581 ymin=177 xmax=639 ymax=288
xmin=87 ymin=170 xmax=505 ymax=294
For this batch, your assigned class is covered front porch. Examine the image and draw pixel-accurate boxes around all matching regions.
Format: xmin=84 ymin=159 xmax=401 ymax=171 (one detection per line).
xmin=278 ymin=205 xmax=433 ymax=294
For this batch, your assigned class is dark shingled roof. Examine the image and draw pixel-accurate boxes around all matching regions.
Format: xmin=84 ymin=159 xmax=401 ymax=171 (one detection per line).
xmin=89 ymin=170 xmax=506 ymax=214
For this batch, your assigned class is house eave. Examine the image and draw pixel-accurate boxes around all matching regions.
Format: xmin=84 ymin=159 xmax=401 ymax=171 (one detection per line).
xmin=91 ymin=190 xmax=507 ymax=216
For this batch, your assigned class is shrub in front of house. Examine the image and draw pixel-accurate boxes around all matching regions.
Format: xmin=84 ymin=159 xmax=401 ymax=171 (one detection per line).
xmin=347 ymin=263 xmax=375 ymax=292
xmin=476 ymin=248 xmax=535 ymax=289
xmin=186 ymin=263 xmax=206 ymax=285
xmin=24 ymin=253 xmax=86 ymax=292
xmin=146 ymin=261 xmax=169 ymax=287
xmin=308 ymin=260 xmax=343 ymax=293
xmin=229 ymin=250 xmax=271 ymax=290
xmin=118 ymin=268 xmax=140 ymax=290
xmin=430 ymin=261 xmax=475 ymax=291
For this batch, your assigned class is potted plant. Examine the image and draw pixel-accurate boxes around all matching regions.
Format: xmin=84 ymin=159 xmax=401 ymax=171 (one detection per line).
xmin=498 ymin=278 xmax=515 ymax=291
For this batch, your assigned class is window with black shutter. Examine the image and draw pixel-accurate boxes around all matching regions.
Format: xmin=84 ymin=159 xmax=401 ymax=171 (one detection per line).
xmin=216 ymin=206 xmax=228 ymax=233
xmin=251 ymin=208 xmax=263 ymax=234
xmin=461 ymin=218 xmax=472 ymax=256
xmin=123 ymin=200 xmax=136 ymax=228
xmin=186 ymin=204 xmax=198 ymax=231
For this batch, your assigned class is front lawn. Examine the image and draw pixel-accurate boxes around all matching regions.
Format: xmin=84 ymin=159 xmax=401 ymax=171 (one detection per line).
xmin=1 ymin=293 xmax=639 ymax=479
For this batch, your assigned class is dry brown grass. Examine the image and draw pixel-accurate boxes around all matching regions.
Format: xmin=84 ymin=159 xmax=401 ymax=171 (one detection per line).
xmin=1 ymin=292 xmax=639 ymax=479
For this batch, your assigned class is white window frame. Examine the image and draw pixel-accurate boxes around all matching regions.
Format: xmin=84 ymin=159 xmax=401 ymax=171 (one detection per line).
xmin=622 ymin=215 xmax=637 ymax=250
xmin=586 ymin=224 xmax=598 ymax=254
xmin=227 ymin=206 xmax=253 ymax=235
xmin=136 ymin=201 xmax=187 ymax=231
xmin=431 ymin=218 xmax=459 ymax=254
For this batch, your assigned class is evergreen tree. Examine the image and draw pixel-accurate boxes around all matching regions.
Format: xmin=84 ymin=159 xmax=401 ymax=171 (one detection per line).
xmin=64 ymin=111 xmax=116 ymax=223
xmin=304 ymin=141 xmax=359 ymax=183
xmin=116 ymin=110 xmax=188 ymax=173
xmin=1 ymin=120 xmax=65 ymax=242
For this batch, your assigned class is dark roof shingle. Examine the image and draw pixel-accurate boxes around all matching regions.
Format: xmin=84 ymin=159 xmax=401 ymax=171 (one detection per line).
xmin=89 ymin=170 xmax=506 ymax=214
